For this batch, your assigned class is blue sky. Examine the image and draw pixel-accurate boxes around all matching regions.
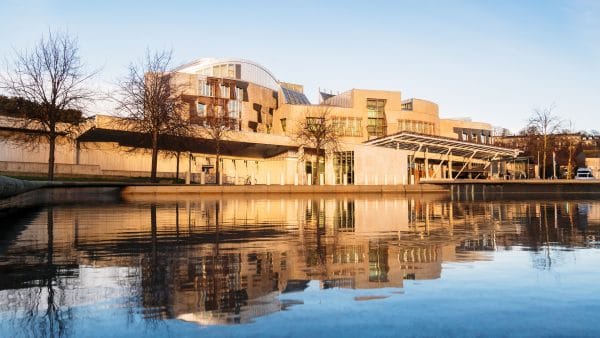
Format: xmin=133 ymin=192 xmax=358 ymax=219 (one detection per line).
xmin=1 ymin=0 xmax=598 ymax=132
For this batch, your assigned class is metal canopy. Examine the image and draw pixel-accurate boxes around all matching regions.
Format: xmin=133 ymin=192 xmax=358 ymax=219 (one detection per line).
xmin=364 ymin=132 xmax=520 ymax=161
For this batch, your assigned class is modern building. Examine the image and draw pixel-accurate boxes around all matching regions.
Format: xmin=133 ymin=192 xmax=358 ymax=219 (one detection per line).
xmin=0 ymin=57 xmax=519 ymax=183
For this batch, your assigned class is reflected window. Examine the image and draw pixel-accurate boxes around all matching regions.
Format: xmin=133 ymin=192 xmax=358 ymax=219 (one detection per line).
xmin=334 ymin=200 xmax=355 ymax=231
xmin=368 ymin=243 xmax=389 ymax=282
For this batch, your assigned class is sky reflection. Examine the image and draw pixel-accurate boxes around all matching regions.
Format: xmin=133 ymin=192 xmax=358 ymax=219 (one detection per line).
xmin=1 ymin=193 xmax=599 ymax=337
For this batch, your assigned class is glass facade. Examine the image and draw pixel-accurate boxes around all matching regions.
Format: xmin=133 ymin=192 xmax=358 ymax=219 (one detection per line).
xmin=367 ymin=99 xmax=386 ymax=138
xmin=398 ymin=119 xmax=435 ymax=135
xmin=334 ymin=151 xmax=354 ymax=184
xmin=306 ymin=117 xmax=324 ymax=132
xmin=333 ymin=117 xmax=362 ymax=137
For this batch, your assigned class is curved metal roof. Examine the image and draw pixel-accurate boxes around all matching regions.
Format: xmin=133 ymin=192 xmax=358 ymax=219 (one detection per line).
xmin=173 ymin=57 xmax=280 ymax=90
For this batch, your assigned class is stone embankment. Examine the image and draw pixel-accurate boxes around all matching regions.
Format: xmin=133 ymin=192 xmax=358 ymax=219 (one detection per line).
xmin=120 ymin=184 xmax=447 ymax=195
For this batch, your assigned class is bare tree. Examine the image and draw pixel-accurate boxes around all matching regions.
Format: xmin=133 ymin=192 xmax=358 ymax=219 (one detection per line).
xmin=526 ymin=106 xmax=562 ymax=179
xmin=0 ymin=31 xmax=95 ymax=180
xmin=114 ymin=49 xmax=191 ymax=182
xmin=294 ymin=105 xmax=341 ymax=185
xmin=199 ymin=112 xmax=237 ymax=185
xmin=193 ymin=77 xmax=239 ymax=185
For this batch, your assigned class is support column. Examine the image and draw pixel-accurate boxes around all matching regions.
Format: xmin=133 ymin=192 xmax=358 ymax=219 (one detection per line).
xmin=448 ymin=152 xmax=453 ymax=179
xmin=425 ymin=148 xmax=429 ymax=179
xmin=186 ymin=152 xmax=192 ymax=185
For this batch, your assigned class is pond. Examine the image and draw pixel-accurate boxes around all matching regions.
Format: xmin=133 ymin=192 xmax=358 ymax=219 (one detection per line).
xmin=1 ymin=190 xmax=599 ymax=337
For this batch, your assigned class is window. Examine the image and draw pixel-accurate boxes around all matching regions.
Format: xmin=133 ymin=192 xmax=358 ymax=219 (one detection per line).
xmin=227 ymin=99 xmax=240 ymax=120
xmin=220 ymin=84 xmax=230 ymax=98
xmin=306 ymin=117 xmax=324 ymax=132
xmin=333 ymin=117 xmax=362 ymax=137
xmin=212 ymin=63 xmax=237 ymax=78
xmin=367 ymin=99 xmax=386 ymax=138
xmin=334 ymin=151 xmax=354 ymax=184
xmin=197 ymin=103 xmax=206 ymax=117
xmin=198 ymin=79 xmax=213 ymax=97
xmin=227 ymin=64 xmax=235 ymax=78
xmin=236 ymin=87 xmax=244 ymax=101
xmin=397 ymin=120 xmax=435 ymax=135
xmin=280 ymin=118 xmax=287 ymax=132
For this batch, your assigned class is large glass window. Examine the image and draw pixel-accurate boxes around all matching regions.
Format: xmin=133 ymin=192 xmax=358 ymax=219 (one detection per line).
xmin=212 ymin=63 xmax=237 ymax=78
xmin=367 ymin=99 xmax=386 ymax=138
xmin=306 ymin=117 xmax=324 ymax=132
xmin=333 ymin=117 xmax=362 ymax=137
xmin=220 ymin=84 xmax=230 ymax=98
xmin=334 ymin=151 xmax=354 ymax=184
xmin=198 ymin=79 xmax=213 ymax=97
xmin=227 ymin=99 xmax=240 ymax=120
xmin=398 ymin=119 xmax=435 ymax=135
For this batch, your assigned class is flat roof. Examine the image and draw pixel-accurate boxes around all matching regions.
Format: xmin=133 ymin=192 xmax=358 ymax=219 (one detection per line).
xmin=364 ymin=132 xmax=520 ymax=160
xmin=77 ymin=128 xmax=296 ymax=158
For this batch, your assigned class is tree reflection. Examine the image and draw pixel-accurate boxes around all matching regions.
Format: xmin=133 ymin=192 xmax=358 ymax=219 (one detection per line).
xmin=1 ymin=195 xmax=600 ymax=333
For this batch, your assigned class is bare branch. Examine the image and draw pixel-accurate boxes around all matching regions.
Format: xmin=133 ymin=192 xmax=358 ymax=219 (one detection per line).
xmin=0 ymin=30 xmax=96 ymax=180
xmin=112 ymin=49 xmax=192 ymax=181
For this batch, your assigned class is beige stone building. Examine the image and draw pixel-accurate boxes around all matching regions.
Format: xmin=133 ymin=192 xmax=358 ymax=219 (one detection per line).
xmin=0 ymin=57 xmax=517 ymax=183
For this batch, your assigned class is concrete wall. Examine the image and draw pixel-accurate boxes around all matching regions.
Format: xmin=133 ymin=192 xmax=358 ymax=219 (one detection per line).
xmin=273 ymin=89 xmax=492 ymax=144
xmin=585 ymin=158 xmax=600 ymax=178
xmin=439 ymin=118 xmax=493 ymax=140
xmin=0 ymin=130 xmax=413 ymax=186
xmin=353 ymin=144 xmax=409 ymax=185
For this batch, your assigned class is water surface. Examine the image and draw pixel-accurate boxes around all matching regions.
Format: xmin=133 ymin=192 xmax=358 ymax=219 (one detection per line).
xmin=1 ymin=191 xmax=599 ymax=337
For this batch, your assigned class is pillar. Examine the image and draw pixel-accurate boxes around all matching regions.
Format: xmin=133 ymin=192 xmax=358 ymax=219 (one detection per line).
xmin=425 ymin=148 xmax=430 ymax=179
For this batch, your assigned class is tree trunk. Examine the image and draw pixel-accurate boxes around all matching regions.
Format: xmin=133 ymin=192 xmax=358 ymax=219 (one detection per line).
xmin=151 ymin=131 xmax=159 ymax=182
xmin=175 ymin=151 xmax=180 ymax=184
xmin=316 ymin=146 xmax=321 ymax=185
xmin=48 ymin=133 xmax=56 ymax=181
xmin=216 ymin=140 xmax=221 ymax=185
xmin=542 ymin=135 xmax=547 ymax=179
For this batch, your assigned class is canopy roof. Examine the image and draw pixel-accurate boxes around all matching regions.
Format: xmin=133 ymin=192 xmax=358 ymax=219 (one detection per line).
xmin=364 ymin=132 xmax=520 ymax=160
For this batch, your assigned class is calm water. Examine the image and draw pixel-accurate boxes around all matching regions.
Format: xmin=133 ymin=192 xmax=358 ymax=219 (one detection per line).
xmin=1 ymin=190 xmax=600 ymax=337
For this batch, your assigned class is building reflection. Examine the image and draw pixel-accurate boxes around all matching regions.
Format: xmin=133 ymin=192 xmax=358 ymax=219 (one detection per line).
xmin=1 ymin=194 xmax=599 ymax=331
